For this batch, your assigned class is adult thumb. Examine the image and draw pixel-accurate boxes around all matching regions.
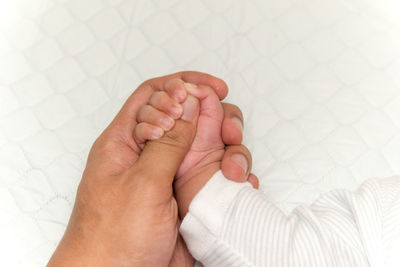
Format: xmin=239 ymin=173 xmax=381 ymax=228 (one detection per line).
xmin=131 ymin=95 xmax=200 ymax=188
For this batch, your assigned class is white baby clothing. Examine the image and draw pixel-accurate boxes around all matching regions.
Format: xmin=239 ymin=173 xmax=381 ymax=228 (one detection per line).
xmin=180 ymin=171 xmax=400 ymax=267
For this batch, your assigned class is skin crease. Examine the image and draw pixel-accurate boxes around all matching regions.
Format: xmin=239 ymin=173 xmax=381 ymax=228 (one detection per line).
xmin=134 ymin=80 xmax=258 ymax=219
xmin=47 ymin=71 xmax=258 ymax=267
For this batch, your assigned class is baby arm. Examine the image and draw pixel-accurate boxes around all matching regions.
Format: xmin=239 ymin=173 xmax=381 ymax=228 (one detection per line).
xmin=129 ymin=79 xmax=400 ymax=266
xmin=180 ymin=172 xmax=400 ymax=267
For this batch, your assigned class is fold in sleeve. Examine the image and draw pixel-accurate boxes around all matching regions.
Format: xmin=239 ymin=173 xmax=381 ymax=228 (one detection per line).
xmin=180 ymin=171 xmax=400 ymax=267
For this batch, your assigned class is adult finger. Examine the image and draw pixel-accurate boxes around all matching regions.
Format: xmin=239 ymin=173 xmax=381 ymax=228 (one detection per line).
xmin=221 ymin=103 xmax=244 ymax=145
xmin=221 ymin=144 xmax=251 ymax=181
xmin=221 ymin=144 xmax=256 ymax=185
xmin=130 ymin=95 xmax=200 ymax=191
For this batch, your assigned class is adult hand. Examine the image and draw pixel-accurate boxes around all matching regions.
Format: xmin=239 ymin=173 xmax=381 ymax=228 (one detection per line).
xmin=47 ymin=71 xmax=257 ymax=267
xmin=220 ymin=102 xmax=259 ymax=189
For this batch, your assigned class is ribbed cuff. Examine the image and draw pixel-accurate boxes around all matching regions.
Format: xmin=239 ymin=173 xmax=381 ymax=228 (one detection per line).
xmin=179 ymin=170 xmax=251 ymax=260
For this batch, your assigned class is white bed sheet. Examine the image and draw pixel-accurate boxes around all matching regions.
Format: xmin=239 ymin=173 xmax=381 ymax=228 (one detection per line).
xmin=1 ymin=0 xmax=400 ymax=265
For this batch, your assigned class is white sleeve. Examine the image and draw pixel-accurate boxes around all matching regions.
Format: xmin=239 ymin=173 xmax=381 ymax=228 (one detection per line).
xmin=180 ymin=171 xmax=400 ymax=267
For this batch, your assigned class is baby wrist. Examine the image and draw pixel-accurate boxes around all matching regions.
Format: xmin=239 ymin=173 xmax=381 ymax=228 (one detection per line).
xmin=179 ymin=170 xmax=251 ymax=260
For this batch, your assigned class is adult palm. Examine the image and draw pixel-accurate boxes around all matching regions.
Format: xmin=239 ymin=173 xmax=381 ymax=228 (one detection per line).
xmin=48 ymin=71 xmax=230 ymax=267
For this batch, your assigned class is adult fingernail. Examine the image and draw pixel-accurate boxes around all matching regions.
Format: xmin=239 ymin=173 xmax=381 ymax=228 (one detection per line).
xmin=181 ymin=95 xmax=199 ymax=122
xmin=232 ymin=117 xmax=243 ymax=132
xmin=231 ymin=154 xmax=248 ymax=174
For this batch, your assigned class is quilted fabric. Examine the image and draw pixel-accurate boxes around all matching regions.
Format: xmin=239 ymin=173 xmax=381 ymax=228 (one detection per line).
xmin=1 ymin=0 xmax=400 ymax=265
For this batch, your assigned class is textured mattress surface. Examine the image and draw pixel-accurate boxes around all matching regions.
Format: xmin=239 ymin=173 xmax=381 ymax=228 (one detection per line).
xmin=1 ymin=0 xmax=400 ymax=265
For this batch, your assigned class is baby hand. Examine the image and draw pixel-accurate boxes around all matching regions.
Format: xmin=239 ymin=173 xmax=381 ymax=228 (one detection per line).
xmin=134 ymin=78 xmax=190 ymax=147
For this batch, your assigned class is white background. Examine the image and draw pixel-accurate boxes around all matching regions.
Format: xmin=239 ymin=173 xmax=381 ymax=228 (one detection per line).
xmin=1 ymin=0 xmax=400 ymax=265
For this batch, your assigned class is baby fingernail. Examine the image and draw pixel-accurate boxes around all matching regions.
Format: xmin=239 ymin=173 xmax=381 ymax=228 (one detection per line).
xmin=152 ymin=128 xmax=164 ymax=139
xmin=171 ymin=104 xmax=183 ymax=118
xmin=231 ymin=154 xmax=248 ymax=173
xmin=161 ymin=117 xmax=174 ymax=130
xmin=232 ymin=117 xmax=243 ymax=132
xmin=185 ymin=82 xmax=197 ymax=92
xmin=174 ymin=89 xmax=186 ymax=102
